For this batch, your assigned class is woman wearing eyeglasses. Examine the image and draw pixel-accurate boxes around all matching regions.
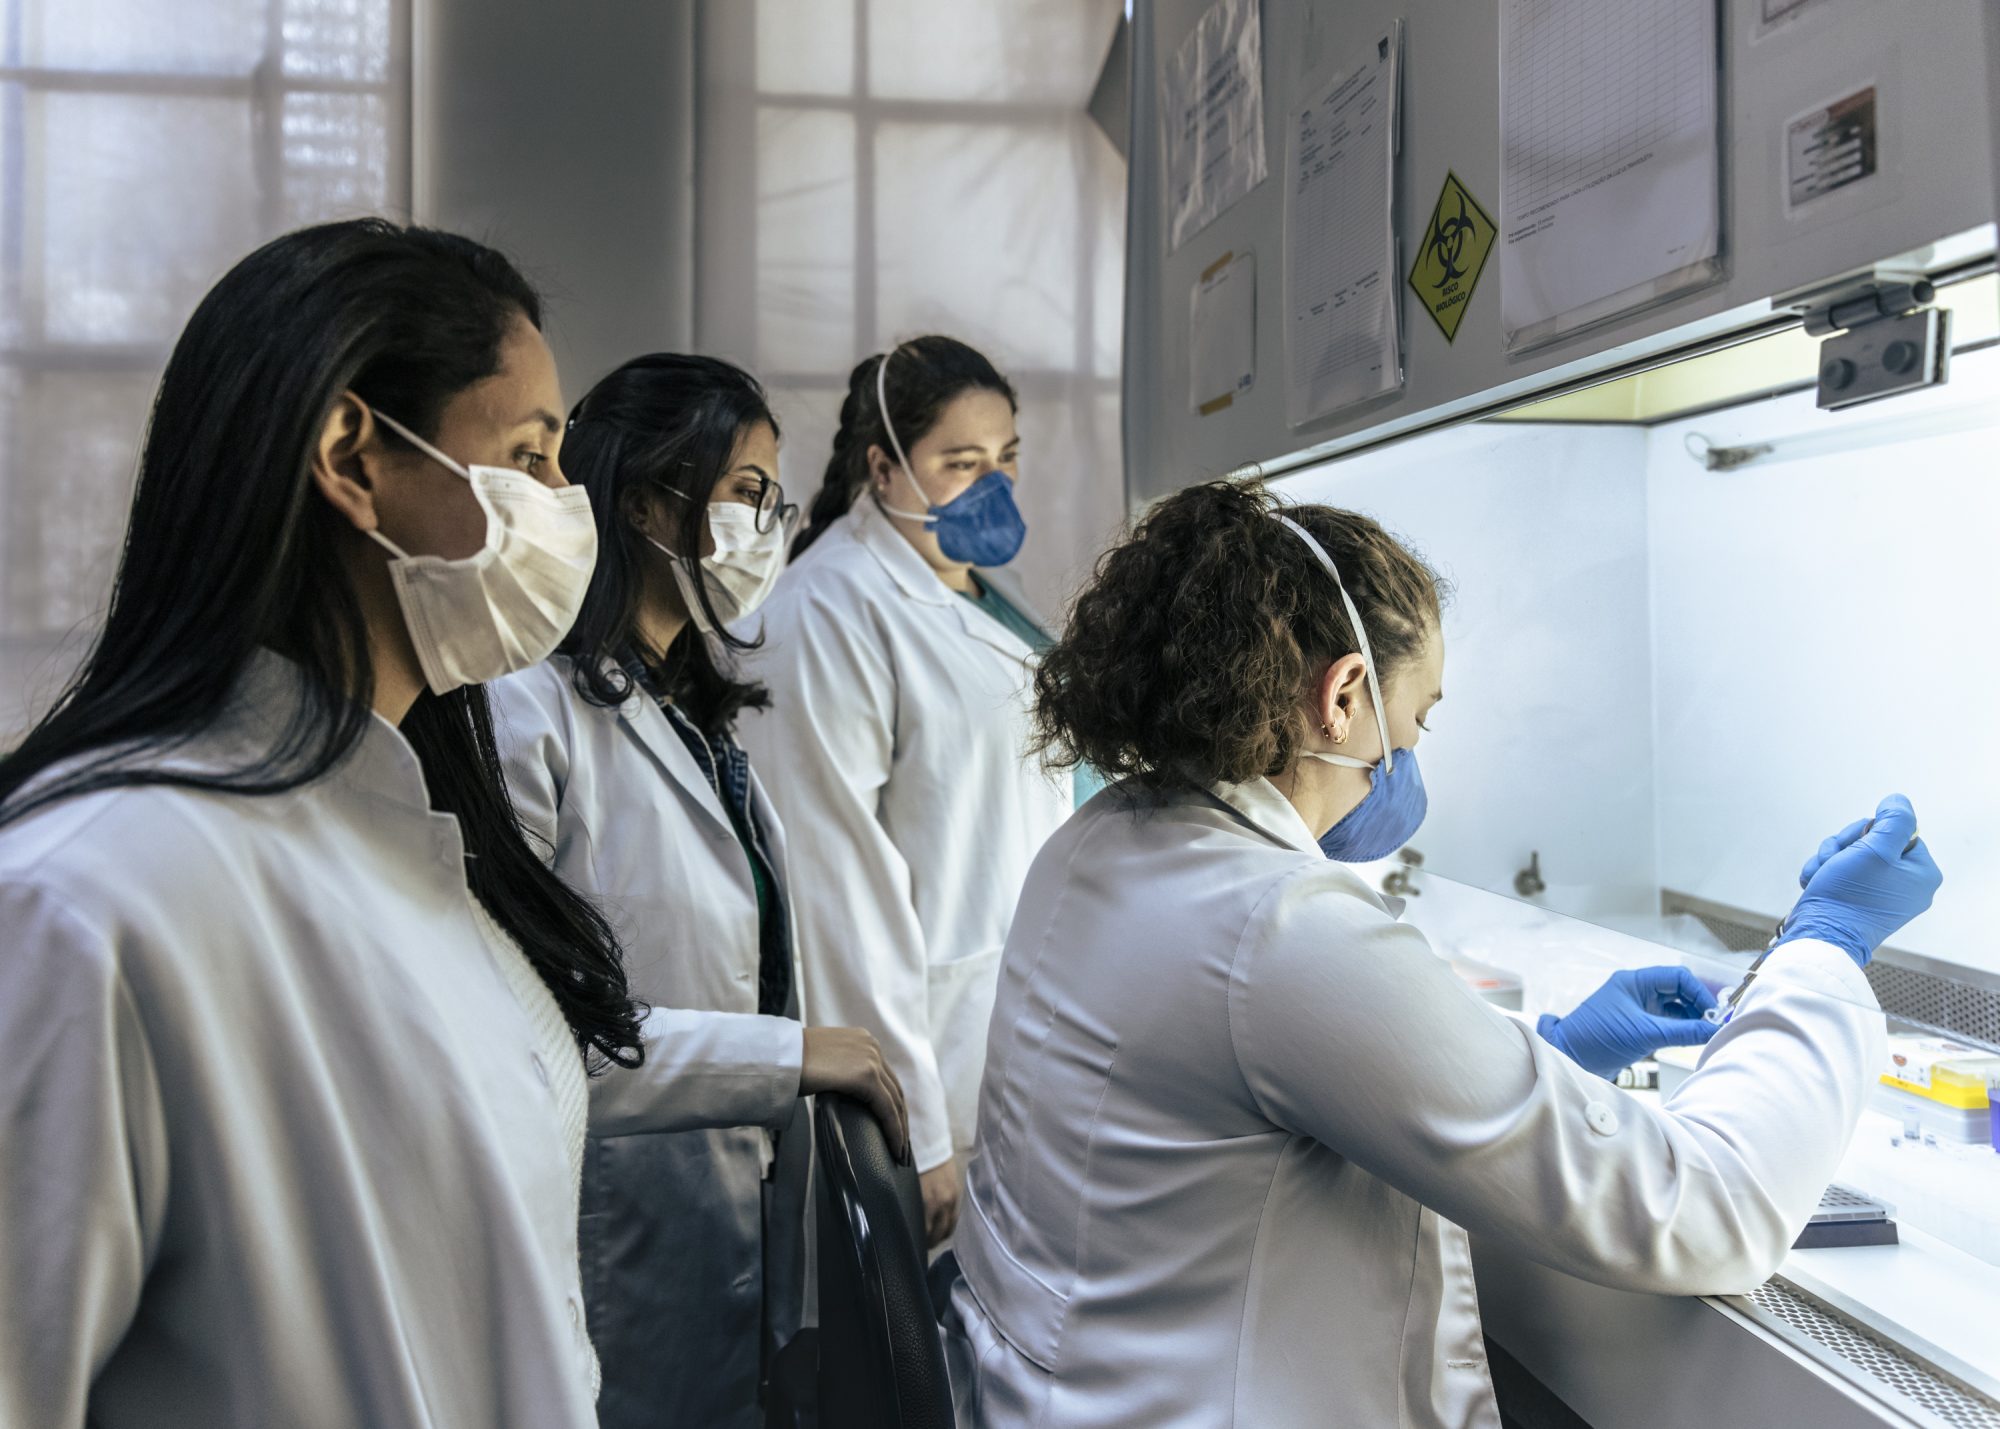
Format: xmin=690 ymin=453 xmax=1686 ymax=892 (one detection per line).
xmin=489 ymin=354 xmax=908 ymax=1429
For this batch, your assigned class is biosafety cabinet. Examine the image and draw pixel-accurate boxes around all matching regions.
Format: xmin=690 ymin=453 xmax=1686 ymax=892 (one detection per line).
xmin=1124 ymin=0 xmax=2000 ymax=1423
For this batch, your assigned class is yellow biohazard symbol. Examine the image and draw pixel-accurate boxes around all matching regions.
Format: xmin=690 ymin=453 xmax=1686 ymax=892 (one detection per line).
xmin=1407 ymin=171 xmax=1495 ymax=343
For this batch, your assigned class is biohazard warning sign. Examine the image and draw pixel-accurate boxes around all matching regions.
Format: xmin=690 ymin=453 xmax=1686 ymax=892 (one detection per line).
xmin=1406 ymin=171 xmax=1495 ymax=343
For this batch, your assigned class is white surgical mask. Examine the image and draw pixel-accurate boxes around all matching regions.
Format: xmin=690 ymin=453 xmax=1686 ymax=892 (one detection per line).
xmin=366 ymin=409 xmax=597 ymax=695
xmin=651 ymin=500 xmax=788 ymax=634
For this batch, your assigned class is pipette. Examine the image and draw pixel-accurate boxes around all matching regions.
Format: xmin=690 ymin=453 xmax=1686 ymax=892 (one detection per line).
xmin=1702 ymin=818 xmax=1918 ymax=1026
xmin=1703 ymin=928 xmax=1785 ymax=1026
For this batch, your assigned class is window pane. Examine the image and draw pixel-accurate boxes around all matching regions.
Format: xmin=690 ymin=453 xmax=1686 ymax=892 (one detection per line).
xmin=280 ymin=0 xmax=395 ymax=83
xmin=1085 ymin=129 xmax=1123 ymax=380
xmin=1010 ymin=388 xmax=1124 ymax=606
xmin=0 ymin=367 xmax=157 ymax=637
xmin=755 ymin=107 xmax=856 ymax=370
xmin=865 ymin=0 xmax=1117 ymax=104
xmin=281 ymin=91 xmax=390 ymax=227
xmin=762 ymin=380 xmax=847 ymax=511
xmin=0 ymin=80 xmax=20 ymax=348
xmin=874 ymin=120 xmax=1081 ymax=371
xmin=20 ymin=0 xmax=267 ymax=74
xmin=37 ymin=92 xmax=260 ymax=345
xmin=757 ymin=0 xmax=854 ymax=96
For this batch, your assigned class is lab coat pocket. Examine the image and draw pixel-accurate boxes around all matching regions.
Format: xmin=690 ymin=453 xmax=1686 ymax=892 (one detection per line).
xmin=927 ymin=946 xmax=1006 ymax=1149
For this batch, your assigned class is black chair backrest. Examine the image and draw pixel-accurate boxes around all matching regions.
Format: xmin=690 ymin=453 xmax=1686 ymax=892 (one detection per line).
xmin=814 ymin=1095 xmax=955 ymax=1429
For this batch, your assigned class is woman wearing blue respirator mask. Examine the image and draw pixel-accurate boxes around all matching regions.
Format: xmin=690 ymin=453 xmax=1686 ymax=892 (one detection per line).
xmin=737 ymin=337 xmax=1075 ymax=1248
xmin=943 ymin=480 xmax=1934 ymax=1429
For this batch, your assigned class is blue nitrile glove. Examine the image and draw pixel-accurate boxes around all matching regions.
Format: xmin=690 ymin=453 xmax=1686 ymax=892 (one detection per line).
xmin=1782 ymin=793 xmax=1941 ymax=968
xmin=1537 ymin=966 xmax=1719 ymax=1079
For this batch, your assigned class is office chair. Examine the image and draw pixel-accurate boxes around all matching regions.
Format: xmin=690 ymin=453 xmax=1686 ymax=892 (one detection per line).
xmin=814 ymin=1094 xmax=956 ymax=1429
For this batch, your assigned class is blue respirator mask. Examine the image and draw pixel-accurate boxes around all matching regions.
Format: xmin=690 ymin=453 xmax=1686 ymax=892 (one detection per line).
xmin=1273 ymin=514 xmax=1429 ymax=863
xmin=874 ymin=348 xmax=1028 ymax=567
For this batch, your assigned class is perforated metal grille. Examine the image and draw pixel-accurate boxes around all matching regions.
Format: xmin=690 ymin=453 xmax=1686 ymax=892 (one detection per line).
xmin=1744 ymin=1282 xmax=2000 ymax=1429
xmin=1865 ymin=961 xmax=2000 ymax=1053
xmin=1661 ymin=890 xmax=2000 ymax=1054
xmin=1685 ymin=909 xmax=1770 ymax=954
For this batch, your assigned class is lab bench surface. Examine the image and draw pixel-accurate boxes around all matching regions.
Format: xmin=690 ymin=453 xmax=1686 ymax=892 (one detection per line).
xmin=1472 ymin=1106 xmax=2000 ymax=1429
xmin=1475 ymin=1227 xmax=2000 ymax=1429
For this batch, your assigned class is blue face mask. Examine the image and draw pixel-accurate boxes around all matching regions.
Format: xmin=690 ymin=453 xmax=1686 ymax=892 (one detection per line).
xmin=1271 ymin=514 xmax=1431 ymax=864
xmin=1315 ymin=749 xmax=1428 ymax=862
xmin=875 ymin=349 xmax=1029 ymax=568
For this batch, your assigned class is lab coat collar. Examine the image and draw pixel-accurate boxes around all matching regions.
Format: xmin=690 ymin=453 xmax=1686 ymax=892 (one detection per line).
xmin=1204 ymin=776 xmax=1403 ymax=915
xmin=1206 ymin=776 xmax=1328 ymax=858
xmin=849 ymin=495 xmax=963 ymax=608
xmin=974 ymin=565 xmax=1052 ymax=632
xmin=213 ymin=648 xmax=437 ymax=816
xmin=598 ymin=656 xmax=739 ymax=844
xmin=851 ymin=496 xmax=1044 ymax=660
xmin=950 ymin=579 xmax=1036 ymax=662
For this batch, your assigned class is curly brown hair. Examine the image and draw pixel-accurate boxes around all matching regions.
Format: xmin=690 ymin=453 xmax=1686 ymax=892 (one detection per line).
xmin=1034 ymin=480 xmax=1446 ymax=794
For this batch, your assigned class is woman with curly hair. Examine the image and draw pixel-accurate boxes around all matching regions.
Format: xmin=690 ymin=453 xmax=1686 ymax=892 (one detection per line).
xmin=945 ymin=479 xmax=1933 ymax=1428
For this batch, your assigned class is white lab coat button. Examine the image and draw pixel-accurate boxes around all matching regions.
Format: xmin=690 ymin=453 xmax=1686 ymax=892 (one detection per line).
xmin=1584 ymin=1101 xmax=1619 ymax=1136
xmin=532 ymin=1053 xmax=551 ymax=1088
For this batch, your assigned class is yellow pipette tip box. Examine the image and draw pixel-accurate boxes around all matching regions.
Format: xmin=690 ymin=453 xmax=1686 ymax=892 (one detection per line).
xmin=1880 ymin=1036 xmax=2000 ymax=1111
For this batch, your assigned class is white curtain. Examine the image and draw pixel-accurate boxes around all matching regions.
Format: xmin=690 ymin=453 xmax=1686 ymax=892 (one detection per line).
xmin=0 ymin=0 xmax=410 ymax=732
xmin=695 ymin=0 xmax=1128 ymax=615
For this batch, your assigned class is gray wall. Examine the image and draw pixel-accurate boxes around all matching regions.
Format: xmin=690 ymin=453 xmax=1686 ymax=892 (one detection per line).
xmin=1125 ymin=0 xmax=1999 ymax=503
xmin=415 ymin=0 xmax=698 ymax=396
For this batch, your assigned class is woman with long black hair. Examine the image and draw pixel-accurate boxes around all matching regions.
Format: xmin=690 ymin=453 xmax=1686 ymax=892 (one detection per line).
xmin=0 ymin=220 xmax=778 ymax=1428
xmin=490 ymin=353 xmax=908 ymax=1428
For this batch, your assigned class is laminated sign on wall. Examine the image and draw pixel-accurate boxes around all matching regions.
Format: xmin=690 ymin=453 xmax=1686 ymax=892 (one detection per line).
xmin=1161 ymin=0 xmax=1268 ymax=252
xmin=1498 ymin=0 xmax=1723 ymax=352
xmin=1190 ymin=249 xmax=1257 ymax=414
xmin=1284 ymin=24 xmax=1404 ymax=427
xmin=1407 ymin=171 xmax=1496 ymax=343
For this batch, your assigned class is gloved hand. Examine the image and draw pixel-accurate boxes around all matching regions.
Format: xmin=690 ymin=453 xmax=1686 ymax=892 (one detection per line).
xmin=1537 ymin=966 xmax=1718 ymax=1079
xmin=1782 ymin=793 xmax=1941 ymax=968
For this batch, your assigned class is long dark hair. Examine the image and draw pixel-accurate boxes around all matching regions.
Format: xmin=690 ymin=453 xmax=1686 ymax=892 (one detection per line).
xmin=1035 ymin=481 xmax=1447 ymax=795
xmin=559 ymin=354 xmax=778 ymax=735
xmin=0 ymin=218 xmax=644 ymax=1071
xmin=791 ymin=334 xmax=1017 ymax=559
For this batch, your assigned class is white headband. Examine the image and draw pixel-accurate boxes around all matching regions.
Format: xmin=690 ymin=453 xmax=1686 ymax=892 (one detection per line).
xmin=1272 ymin=512 xmax=1394 ymax=774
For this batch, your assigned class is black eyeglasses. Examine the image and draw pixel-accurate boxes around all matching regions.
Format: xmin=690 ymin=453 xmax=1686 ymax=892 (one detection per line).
xmin=665 ymin=473 xmax=799 ymax=535
xmin=737 ymin=473 xmax=799 ymax=535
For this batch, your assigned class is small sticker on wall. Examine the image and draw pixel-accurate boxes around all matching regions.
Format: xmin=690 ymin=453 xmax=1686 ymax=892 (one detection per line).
xmin=1786 ymin=85 xmax=1878 ymax=212
xmin=1755 ymin=0 xmax=1826 ymax=40
xmin=1190 ymin=249 xmax=1256 ymax=415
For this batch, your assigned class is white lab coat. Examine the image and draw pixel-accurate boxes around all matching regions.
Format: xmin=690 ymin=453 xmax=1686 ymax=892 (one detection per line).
xmin=491 ymin=656 xmax=808 ymax=1428
xmin=950 ymin=776 xmax=1886 ymax=1429
xmin=0 ymin=652 xmax=801 ymax=1429
xmin=735 ymin=498 xmax=1072 ymax=1172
